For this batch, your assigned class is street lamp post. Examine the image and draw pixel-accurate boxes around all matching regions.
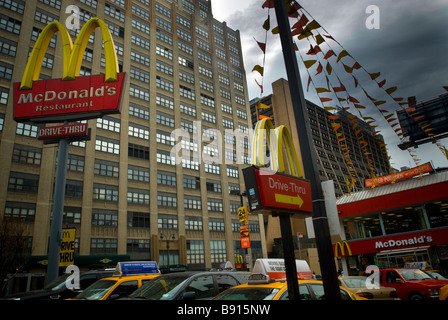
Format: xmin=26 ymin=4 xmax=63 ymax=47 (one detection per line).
xmin=160 ymin=233 xmax=175 ymax=272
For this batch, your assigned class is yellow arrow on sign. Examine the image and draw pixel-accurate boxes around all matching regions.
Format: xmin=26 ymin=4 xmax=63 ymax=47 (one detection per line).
xmin=275 ymin=193 xmax=304 ymax=208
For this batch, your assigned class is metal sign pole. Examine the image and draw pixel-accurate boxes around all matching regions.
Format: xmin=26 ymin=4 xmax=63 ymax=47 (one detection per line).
xmin=46 ymin=124 xmax=69 ymax=285
xmin=278 ymin=213 xmax=300 ymax=300
xmin=273 ymin=0 xmax=341 ymax=299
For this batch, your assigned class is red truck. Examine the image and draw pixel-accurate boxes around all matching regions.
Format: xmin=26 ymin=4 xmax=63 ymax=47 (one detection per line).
xmin=363 ymin=268 xmax=448 ymax=300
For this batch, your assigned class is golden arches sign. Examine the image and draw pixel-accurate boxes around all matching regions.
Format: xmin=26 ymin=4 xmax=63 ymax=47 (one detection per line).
xmin=334 ymin=241 xmax=352 ymax=257
xmin=14 ymin=18 xmax=125 ymax=123
xmin=251 ymin=118 xmax=303 ymax=178
xmin=20 ymin=17 xmax=118 ymax=90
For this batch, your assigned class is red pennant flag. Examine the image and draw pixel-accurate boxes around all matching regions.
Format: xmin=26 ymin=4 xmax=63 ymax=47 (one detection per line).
xmin=377 ymin=79 xmax=386 ymax=88
xmin=333 ymin=82 xmax=346 ymax=92
xmin=307 ymin=44 xmax=322 ymax=55
xmin=324 ymin=50 xmax=336 ymax=60
xmin=315 ymin=63 xmax=323 ymax=75
xmin=348 ymin=96 xmax=359 ymax=103
xmin=292 ymin=14 xmax=309 ymax=30
xmin=262 ymin=0 xmax=274 ymax=9
xmin=255 ymin=79 xmax=263 ymax=94
xmin=254 ymin=38 xmax=266 ymax=53
xmin=307 ymin=75 xmax=312 ymax=92
xmin=352 ymin=62 xmax=362 ymax=70
xmin=291 ymin=27 xmax=303 ymax=36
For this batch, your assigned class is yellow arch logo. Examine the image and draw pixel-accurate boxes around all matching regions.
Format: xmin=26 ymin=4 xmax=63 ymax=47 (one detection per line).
xmin=334 ymin=241 xmax=352 ymax=257
xmin=251 ymin=118 xmax=303 ymax=178
xmin=20 ymin=17 xmax=118 ymax=90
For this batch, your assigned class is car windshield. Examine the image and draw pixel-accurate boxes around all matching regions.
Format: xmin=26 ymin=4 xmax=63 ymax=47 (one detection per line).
xmin=214 ymin=287 xmax=280 ymax=300
xmin=397 ymin=269 xmax=433 ymax=281
xmin=74 ymin=280 xmax=117 ymax=300
xmin=342 ymin=277 xmax=369 ymax=288
xmin=129 ymin=274 xmax=191 ymax=300
xmin=44 ymin=273 xmax=71 ymax=291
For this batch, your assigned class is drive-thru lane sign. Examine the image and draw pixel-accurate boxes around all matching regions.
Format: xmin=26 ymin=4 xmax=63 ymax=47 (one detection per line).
xmin=243 ymin=166 xmax=312 ymax=215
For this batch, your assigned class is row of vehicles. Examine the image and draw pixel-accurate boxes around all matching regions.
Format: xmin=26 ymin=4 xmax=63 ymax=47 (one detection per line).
xmin=5 ymin=259 xmax=448 ymax=301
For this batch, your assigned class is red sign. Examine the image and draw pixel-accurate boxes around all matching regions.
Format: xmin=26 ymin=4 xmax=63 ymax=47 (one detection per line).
xmin=243 ymin=166 xmax=312 ymax=215
xmin=365 ymin=162 xmax=433 ymax=187
xmin=38 ymin=123 xmax=88 ymax=140
xmin=240 ymin=225 xmax=250 ymax=249
xmin=13 ymin=73 xmax=126 ymax=123
xmin=340 ymin=228 xmax=448 ymax=256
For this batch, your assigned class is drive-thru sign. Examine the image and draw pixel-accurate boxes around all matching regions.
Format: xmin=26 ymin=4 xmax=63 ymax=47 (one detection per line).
xmin=243 ymin=166 xmax=312 ymax=215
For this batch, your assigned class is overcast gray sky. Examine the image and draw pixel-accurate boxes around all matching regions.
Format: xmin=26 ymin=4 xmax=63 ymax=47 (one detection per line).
xmin=211 ymin=0 xmax=448 ymax=170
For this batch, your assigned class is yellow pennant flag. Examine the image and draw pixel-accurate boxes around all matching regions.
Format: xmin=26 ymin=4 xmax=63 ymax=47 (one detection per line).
xmin=257 ymin=101 xmax=270 ymax=109
xmin=252 ymin=65 xmax=264 ymax=76
xmin=303 ymin=60 xmax=317 ymax=69
xmin=263 ymin=15 xmax=270 ymax=31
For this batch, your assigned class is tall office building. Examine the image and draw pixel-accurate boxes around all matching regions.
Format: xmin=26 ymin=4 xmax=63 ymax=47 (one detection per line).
xmin=0 ymin=0 xmax=266 ymax=273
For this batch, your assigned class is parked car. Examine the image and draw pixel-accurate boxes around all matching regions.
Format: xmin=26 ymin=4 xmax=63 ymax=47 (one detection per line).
xmin=127 ymin=271 xmax=251 ymax=300
xmin=213 ymin=274 xmax=365 ymax=300
xmin=338 ymin=276 xmax=399 ymax=300
xmin=5 ymin=269 xmax=115 ymax=300
xmin=362 ymin=268 xmax=448 ymax=300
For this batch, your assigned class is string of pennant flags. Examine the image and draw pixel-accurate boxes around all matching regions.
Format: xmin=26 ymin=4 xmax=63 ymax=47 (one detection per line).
xmin=252 ymin=0 xmax=448 ymax=191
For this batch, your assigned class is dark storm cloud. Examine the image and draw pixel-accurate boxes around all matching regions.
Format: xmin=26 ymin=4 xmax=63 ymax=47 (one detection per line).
xmin=220 ymin=0 xmax=448 ymax=167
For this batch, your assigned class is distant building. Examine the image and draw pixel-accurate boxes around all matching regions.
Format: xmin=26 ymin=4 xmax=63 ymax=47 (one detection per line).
xmin=250 ymin=79 xmax=391 ymax=197
xmin=397 ymin=93 xmax=448 ymax=150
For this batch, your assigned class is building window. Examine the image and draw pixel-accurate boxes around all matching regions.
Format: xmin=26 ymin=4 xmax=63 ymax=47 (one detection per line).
xmin=128 ymin=143 xmax=149 ymax=160
xmin=90 ymin=238 xmax=118 ymax=254
xmin=8 ymin=172 xmax=39 ymax=193
xmin=209 ymin=218 xmax=225 ymax=232
xmin=93 ymin=184 xmax=118 ymax=201
xmin=157 ymin=171 xmax=176 ymax=186
xmin=63 ymin=207 xmax=81 ymax=225
xmin=183 ymin=176 xmax=200 ymax=190
xmin=210 ymin=240 xmax=226 ymax=263
xmin=12 ymin=144 xmax=42 ymax=165
xmin=4 ymin=202 xmax=35 ymax=222
xmin=207 ymin=199 xmax=223 ymax=212
xmin=92 ymin=209 xmax=118 ymax=227
xmin=94 ymin=159 xmax=119 ymax=177
xmin=158 ymin=214 xmax=178 ymax=229
xmin=128 ymin=165 xmax=150 ymax=182
xmin=157 ymin=192 xmax=177 ymax=208
xmin=187 ymin=240 xmax=205 ymax=265
xmin=127 ymin=188 xmax=150 ymax=205
xmin=128 ymin=212 xmax=150 ymax=228
xmin=184 ymin=195 xmax=202 ymax=210
xmin=96 ymin=137 xmax=120 ymax=154
xmin=185 ymin=217 xmax=203 ymax=231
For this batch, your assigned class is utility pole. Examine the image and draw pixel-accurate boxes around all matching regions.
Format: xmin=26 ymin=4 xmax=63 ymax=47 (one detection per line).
xmin=273 ymin=0 xmax=341 ymax=300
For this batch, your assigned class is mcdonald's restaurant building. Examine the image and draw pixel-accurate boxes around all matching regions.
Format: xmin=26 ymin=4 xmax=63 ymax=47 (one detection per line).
xmin=0 ymin=0 xmax=268 ymax=290
xmin=335 ymin=169 xmax=448 ymax=275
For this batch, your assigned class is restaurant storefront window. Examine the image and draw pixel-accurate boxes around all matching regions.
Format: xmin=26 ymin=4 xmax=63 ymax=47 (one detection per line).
xmin=342 ymin=201 xmax=448 ymax=241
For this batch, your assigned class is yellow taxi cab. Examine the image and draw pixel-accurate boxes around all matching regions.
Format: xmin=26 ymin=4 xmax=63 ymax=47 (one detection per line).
xmin=440 ymin=284 xmax=448 ymax=300
xmin=213 ymin=259 xmax=365 ymax=300
xmin=213 ymin=275 xmax=365 ymax=300
xmin=68 ymin=261 xmax=160 ymax=300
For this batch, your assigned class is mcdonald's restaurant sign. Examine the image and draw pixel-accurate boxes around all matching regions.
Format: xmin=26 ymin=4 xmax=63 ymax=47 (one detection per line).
xmin=333 ymin=241 xmax=352 ymax=258
xmin=13 ymin=18 xmax=126 ymax=123
xmin=243 ymin=119 xmax=312 ymax=215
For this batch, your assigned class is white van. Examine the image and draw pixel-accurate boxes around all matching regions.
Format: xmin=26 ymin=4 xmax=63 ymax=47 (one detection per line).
xmin=252 ymin=259 xmax=313 ymax=280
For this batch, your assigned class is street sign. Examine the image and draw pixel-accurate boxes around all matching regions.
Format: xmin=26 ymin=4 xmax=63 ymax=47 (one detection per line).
xmin=59 ymin=228 xmax=76 ymax=267
xmin=240 ymin=225 xmax=250 ymax=249
xmin=243 ymin=166 xmax=312 ymax=215
xmin=237 ymin=206 xmax=249 ymax=223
